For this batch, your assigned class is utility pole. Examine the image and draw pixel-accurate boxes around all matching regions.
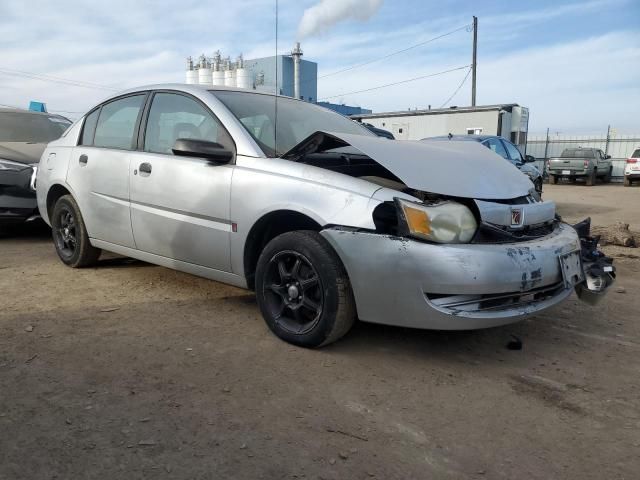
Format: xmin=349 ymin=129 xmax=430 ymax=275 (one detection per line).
xmin=471 ymin=16 xmax=478 ymax=107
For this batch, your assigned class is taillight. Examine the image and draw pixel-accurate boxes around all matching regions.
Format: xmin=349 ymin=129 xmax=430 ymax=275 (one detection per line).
xmin=627 ymin=158 xmax=638 ymax=164
xmin=583 ymin=160 xmax=589 ymax=168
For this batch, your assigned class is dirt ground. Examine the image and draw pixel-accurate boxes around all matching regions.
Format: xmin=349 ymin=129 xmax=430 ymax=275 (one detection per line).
xmin=1 ymin=184 xmax=639 ymax=480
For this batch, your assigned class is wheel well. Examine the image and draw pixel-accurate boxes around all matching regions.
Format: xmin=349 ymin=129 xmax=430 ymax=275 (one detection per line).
xmin=46 ymin=184 xmax=71 ymax=219
xmin=243 ymin=210 xmax=322 ymax=290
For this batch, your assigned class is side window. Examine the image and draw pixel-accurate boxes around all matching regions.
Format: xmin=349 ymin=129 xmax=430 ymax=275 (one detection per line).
xmin=502 ymin=140 xmax=523 ymax=162
xmin=93 ymin=95 xmax=145 ymax=150
xmin=80 ymin=108 xmax=100 ymax=145
xmin=144 ymin=93 xmax=233 ymax=155
xmin=482 ymin=138 xmax=508 ymax=160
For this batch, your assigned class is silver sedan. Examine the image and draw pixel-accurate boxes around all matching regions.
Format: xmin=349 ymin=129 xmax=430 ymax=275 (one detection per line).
xmin=36 ymin=84 xmax=614 ymax=347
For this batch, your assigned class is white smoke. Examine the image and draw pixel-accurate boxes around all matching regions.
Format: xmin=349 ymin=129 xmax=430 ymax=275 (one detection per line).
xmin=297 ymin=0 xmax=383 ymax=39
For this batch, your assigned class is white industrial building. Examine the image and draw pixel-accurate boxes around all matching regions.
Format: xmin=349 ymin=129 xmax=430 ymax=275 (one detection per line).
xmin=184 ymin=43 xmax=371 ymax=115
xmin=351 ymin=104 xmax=530 ymax=149
xmin=185 ymin=43 xmax=317 ymax=101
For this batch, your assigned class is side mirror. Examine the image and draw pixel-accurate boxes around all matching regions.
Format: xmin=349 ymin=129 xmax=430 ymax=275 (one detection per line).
xmin=172 ymin=138 xmax=233 ymax=164
xmin=605 ymin=154 xmax=611 ymax=159
xmin=524 ymin=154 xmax=536 ymax=163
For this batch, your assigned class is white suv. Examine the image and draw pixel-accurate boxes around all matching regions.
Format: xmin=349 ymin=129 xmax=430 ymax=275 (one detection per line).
xmin=624 ymin=148 xmax=640 ymax=186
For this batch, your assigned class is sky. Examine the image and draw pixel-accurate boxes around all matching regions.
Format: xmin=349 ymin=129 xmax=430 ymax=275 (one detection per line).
xmin=0 ymin=0 xmax=638 ymax=133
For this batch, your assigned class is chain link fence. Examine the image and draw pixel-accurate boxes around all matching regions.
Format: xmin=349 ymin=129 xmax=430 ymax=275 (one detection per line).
xmin=526 ymin=129 xmax=639 ymax=181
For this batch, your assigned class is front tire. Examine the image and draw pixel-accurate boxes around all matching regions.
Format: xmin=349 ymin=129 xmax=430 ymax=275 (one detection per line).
xmin=603 ymin=167 xmax=612 ymax=183
xmin=255 ymin=231 xmax=356 ymax=348
xmin=51 ymin=195 xmax=101 ymax=267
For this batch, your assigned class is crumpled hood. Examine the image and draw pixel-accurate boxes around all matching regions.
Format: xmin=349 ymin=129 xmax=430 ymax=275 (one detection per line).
xmin=286 ymin=132 xmax=534 ymax=200
xmin=0 ymin=142 xmax=46 ymax=165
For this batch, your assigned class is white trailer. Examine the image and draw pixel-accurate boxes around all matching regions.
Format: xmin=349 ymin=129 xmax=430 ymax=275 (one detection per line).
xmin=351 ymin=104 xmax=530 ymax=150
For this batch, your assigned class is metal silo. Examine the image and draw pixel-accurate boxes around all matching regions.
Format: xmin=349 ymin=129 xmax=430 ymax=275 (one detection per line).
xmin=211 ymin=50 xmax=225 ymax=86
xmin=235 ymin=54 xmax=252 ymax=90
xmin=198 ymin=54 xmax=212 ymax=86
xmin=224 ymin=56 xmax=236 ymax=87
xmin=185 ymin=57 xmax=198 ymax=84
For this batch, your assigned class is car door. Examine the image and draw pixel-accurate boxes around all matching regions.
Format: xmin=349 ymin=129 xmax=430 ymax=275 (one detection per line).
xmin=597 ymin=150 xmax=608 ymax=170
xmin=67 ymin=93 xmax=147 ymax=248
xmin=129 ymin=91 xmax=234 ymax=272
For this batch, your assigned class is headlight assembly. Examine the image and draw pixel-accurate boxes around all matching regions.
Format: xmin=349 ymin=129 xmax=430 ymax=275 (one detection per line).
xmin=395 ymin=198 xmax=477 ymax=244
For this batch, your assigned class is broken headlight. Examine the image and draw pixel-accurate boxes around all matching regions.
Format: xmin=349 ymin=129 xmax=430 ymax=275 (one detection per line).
xmin=395 ymin=198 xmax=477 ymax=244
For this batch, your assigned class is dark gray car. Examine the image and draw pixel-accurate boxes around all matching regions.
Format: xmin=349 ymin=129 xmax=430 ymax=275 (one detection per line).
xmin=0 ymin=108 xmax=71 ymax=224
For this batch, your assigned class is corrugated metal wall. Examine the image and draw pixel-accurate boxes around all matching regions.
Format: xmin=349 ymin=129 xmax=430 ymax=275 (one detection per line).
xmin=526 ymin=134 xmax=639 ymax=179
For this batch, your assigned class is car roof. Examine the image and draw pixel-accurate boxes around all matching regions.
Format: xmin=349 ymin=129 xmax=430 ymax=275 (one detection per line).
xmin=111 ymin=83 xmax=293 ymax=101
xmin=0 ymin=106 xmax=71 ymax=122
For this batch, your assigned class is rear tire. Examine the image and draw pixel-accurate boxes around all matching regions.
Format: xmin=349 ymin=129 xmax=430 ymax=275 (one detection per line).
xmin=255 ymin=230 xmax=356 ymax=348
xmin=624 ymin=176 xmax=631 ymax=187
xmin=550 ymin=175 xmax=558 ymax=185
xmin=586 ymin=169 xmax=596 ymax=186
xmin=51 ymin=195 xmax=101 ymax=267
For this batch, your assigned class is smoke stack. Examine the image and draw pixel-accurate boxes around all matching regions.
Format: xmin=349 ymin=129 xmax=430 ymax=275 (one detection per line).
xmin=291 ymin=42 xmax=303 ymax=100
xmin=186 ymin=56 xmax=193 ymax=70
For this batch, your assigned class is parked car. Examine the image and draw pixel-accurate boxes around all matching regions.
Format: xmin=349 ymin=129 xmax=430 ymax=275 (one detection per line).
xmin=36 ymin=84 xmax=614 ymax=347
xmin=548 ymin=148 xmax=612 ymax=186
xmin=421 ymin=134 xmax=543 ymax=195
xmin=624 ymin=147 xmax=640 ymax=187
xmin=361 ymin=122 xmax=395 ymax=139
xmin=0 ymin=107 xmax=71 ymax=225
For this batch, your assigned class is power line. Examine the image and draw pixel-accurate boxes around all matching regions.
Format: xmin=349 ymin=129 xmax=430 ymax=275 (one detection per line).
xmin=0 ymin=67 xmax=118 ymax=91
xmin=320 ymin=65 xmax=471 ymax=101
xmin=317 ymin=23 xmax=471 ymax=80
xmin=439 ymin=66 xmax=472 ymax=108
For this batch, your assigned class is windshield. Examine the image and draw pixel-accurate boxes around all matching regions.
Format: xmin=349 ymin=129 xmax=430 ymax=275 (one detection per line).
xmin=561 ymin=148 xmax=594 ymax=158
xmin=212 ymin=90 xmax=374 ymax=157
xmin=0 ymin=112 xmax=71 ymax=143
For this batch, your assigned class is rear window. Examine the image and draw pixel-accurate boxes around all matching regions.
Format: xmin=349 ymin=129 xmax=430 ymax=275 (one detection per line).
xmin=632 ymin=149 xmax=640 ymax=158
xmin=0 ymin=112 xmax=71 ymax=143
xmin=561 ymin=149 xmax=594 ymax=158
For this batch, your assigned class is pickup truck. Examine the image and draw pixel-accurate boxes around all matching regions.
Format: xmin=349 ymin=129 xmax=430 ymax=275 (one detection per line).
xmin=548 ymin=148 xmax=612 ymax=186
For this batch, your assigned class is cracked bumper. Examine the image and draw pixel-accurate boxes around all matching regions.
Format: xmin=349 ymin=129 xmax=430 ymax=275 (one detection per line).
xmin=321 ymin=223 xmax=581 ymax=330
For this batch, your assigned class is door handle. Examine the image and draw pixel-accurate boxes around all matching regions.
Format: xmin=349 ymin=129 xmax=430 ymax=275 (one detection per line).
xmin=79 ymin=154 xmax=88 ymax=165
xmin=139 ymin=162 xmax=152 ymax=175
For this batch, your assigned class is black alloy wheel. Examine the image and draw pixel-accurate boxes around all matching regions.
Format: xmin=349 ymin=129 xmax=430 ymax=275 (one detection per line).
xmin=53 ymin=206 xmax=77 ymax=260
xmin=262 ymin=250 xmax=323 ymax=335
xmin=51 ymin=195 xmax=101 ymax=267
xmin=255 ymin=230 xmax=356 ymax=348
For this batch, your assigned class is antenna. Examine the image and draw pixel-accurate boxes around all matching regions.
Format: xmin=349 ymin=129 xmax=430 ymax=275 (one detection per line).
xmin=274 ymin=0 xmax=279 ymax=155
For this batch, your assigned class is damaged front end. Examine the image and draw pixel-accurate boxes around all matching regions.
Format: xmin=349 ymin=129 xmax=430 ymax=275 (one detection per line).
xmin=286 ymin=130 xmax=615 ymax=328
xmin=572 ymin=218 xmax=616 ymax=305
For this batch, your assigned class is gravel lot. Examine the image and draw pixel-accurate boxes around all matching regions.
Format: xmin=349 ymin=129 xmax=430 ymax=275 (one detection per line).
xmin=1 ymin=184 xmax=639 ymax=479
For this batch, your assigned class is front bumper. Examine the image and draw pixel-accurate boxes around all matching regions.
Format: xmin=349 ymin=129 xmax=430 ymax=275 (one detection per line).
xmin=321 ymin=223 xmax=584 ymax=330
xmin=549 ymin=169 xmax=588 ymax=176
xmin=0 ymin=166 xmax=38 ymax=224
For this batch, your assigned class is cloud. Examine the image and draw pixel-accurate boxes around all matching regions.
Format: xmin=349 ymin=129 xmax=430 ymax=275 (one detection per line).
xmin=316 ymin=30 xmax=640 ymax=133
xmin=297 ymin=0 xmax=383 ymax=39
